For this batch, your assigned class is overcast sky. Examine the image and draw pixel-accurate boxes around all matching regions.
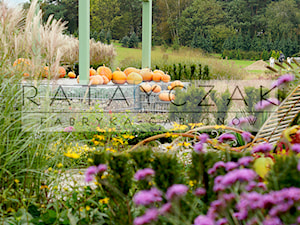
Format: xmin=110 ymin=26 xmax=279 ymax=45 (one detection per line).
xmin=7 ymin=0 xmax=28 ymax=7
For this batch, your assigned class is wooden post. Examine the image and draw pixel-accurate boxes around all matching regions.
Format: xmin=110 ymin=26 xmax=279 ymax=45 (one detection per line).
xmin=79 ymin=0 xmax=90 ymax=84
xmin=142 ymin=0 xmax=152 ymax=69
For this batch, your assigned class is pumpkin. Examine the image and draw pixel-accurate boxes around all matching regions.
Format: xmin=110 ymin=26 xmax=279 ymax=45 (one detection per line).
xmin=90 ymin=75 xmax=103 ymax=85
xmin=42 ymin=66 xmax=49 ymax=78
xmin=171 ymin=80 xmax=184 ymax=89
xmin=124 ymin=67 xmax=140 ymax=77
xmin=140 ymin=83 xmax=152 ymax=93
xmin=102 ymin=75 xmax=109 ymax=84
xmin=68 ymin=71 xmax=76 ymax=79
xmin=151 ymin=84 xmax=161 ymax=93
xmin=59 ymin=66 xmax=66 ymax=78
xmin=97 ymin=64 xmax=112 ymax=81
xmin=112 ymin=67 xmax=127 ymax=84
xmin=159 ymin=91 xmax=175 ymax=101
xmin=152 ymin=70 xmax=162 ymax=82
xmin=140 ymin=68 xmax=153 ymax=81
xmin=13 ymin=58 xmax=31 ymax=76
xmin=89 ymin=67 xmax=97 ymax=76
xmin=127 ymin=72 xmax=143 ymax=85
xmin=161 ymin=73 xmax=171 ymax=83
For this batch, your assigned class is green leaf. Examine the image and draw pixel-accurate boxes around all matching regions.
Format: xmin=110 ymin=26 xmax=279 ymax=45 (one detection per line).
xmin=253 ymin=156 xmax=274 ymax=178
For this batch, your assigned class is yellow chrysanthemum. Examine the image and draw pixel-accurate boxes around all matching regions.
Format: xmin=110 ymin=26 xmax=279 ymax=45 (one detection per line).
xmin=99 ymin=198 xmax=109 ymax=204
xmin=64 ymin=152 xmax=80 ymax=159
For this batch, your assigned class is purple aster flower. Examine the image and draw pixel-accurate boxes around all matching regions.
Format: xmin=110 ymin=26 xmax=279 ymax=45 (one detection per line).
xmin=242 ymin=131 xmax=252 ymax=142
xmin=199 ymin=133 xmax=209 ymax=143
xmin=133 ymin=208 xmax=159 ymax=225
xmin=97 ymin=164 xmax=107 ymax=173
xmin=251 ymin=143 xmax=273 ymax=154
xmin=263 ymin=217 xmax=283 ymax=225
xmin=225 ymin=162 xmax=238 ymax=171
xmin=134 ymin=168 xmax=155 ymax=181
xmin=209 ymin=161 xmax=226 ymax=175
xmin=297 ymin=217 xmax=300 ymax=224
xmin=85 ymin=166 xmax=98 ymax=182
xmin=238 ymin=156 xmax=253 ymax=167
xmin=194 ymin=188 xmax=206 ymax=196
xmin=255 ymin=98 xmax=280 ymax=111
xmin=194 ymin=215 xmax=214 ymax=225
xmin=222 ymin=193 xmax=235 ymax=201
xmin=292 ymin=144 xmax=300 ymax=154
xmin=271 ymin=73 xmax=294 ymax=89
xmin=64 ymin=126 xmax=74 ymax=132
xmin=298 ymin=159 xmax=300 ymax=172
xmin=194 ymin=142 xmax=204 ymax=154
xmin=159 ymin=203 xmax=172 ymax=215
xmin=166 ymin=184 xmax=189 ymax=200
xmin=245 ymin=181 xmax=258 ymax=192
xmin=218 ymin=133 xmax=236 ymax=143
xmin=257 ymin=182 xmax=267 ymax=190
xmin=133 ymin=188 xmax=162 ymax=206
xmin=216 ymin=218 xmax=228 ymax=225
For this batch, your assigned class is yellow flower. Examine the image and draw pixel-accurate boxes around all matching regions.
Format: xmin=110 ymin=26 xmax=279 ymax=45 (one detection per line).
xmin=64 ymin=152 xmax=80 ymax=159
xmin=96 ymin=127 xmax=106 ymax=133
xmin=188 ymin=123 xmax=203 ymax=129
xmin=79 ymin=207 xmax=84 ymax=212
xmin=95 ymin=135 xmax=105 ymax=141
xmin=57 ymin=163 xmax=63 ymax=168
xmin=183 ymin=142 xmax=191 ymax=147
xmin=99 ymin=198 xmax=109 ymax=204
xmin=48 ymin=167 xmax=53 ymax=172
xmin=86 ymin=206 xmax=91 ymax=211
xmin=165 ymin=132 xmax=172 ymax=138
xmin=189 ymin=180 xmax=196 ymax=187
xmin=214 ymin=125 xmax=226 ymax=129
xmin=40 ymin=185 xmax=49 ymax=190
xmin=88 ymin=158 xmax=94 ymax=163
xmin=14 ymin=179 xmax=20 ymax=184
xmin=166 ymin=145 xmax=173 ymax=151
xmin=172 ymin=134 xmax=179 ymax=138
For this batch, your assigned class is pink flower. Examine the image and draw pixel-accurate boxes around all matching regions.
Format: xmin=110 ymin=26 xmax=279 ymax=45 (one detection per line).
xmin=194 ymin=188 xmax=206 ymax=196
xmin=238 ymin=156 xmax=253 ymax=167
xmin=133 ymin=188 xmax=162 ymax=206
xmin=271 ymin=73 xmax=294 ymax=89
xmin=97 ymin=164 xmax=107 ymax=172
xmin=166 ymin=184 xmax=189 ymax=200
xmin=134 ymin=168 xmax=155 ymax=181
xmin=255 ymin=98 xmax=280 ymax=110
xmin=292 ymin=144 xmax=300 ymax=153
xmin=199 ymin=133 xmax=209 ymax=143
xmin=159 ymin=203 xmax=172 ymax=215
xmin=194 ymin=215 xmax=214 ymax=225
xmin=85 ymin=166 xmax=98 ymax=182
xmin=225 ymin=162 xmax=238 ymax=171
xmin=133 ymin=208 xmax=159 ymax=225
xmin=251 ymin=143 xmax=273 ymax=154
xmin=64 ymin=126 xmax=74 ymax=132
xmin=218 ymin=133 xmax=236 ymax=143
xmin=194 ymin=142 xmax=204 ymax=153
xmin=241 ymin=131 xmax=252 ymax=142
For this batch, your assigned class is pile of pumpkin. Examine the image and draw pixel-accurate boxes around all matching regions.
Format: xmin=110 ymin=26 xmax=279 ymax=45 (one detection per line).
xmin=84 ymin=65 xmax=184 ymax=102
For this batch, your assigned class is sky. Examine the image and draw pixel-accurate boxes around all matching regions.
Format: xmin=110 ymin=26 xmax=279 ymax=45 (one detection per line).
xmin=6 ymin=0 xmax=28 ymax=7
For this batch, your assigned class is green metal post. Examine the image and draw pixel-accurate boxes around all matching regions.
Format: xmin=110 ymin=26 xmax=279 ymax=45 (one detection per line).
xmin=142 ymin=0 xmax=152 ymax=69
xmin=79 ymin=0 xmax=90 ymax=84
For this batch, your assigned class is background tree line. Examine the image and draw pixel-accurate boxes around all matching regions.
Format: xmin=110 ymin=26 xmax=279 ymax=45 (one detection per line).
xmin=26 ymin=0 xmax=300 ymax=56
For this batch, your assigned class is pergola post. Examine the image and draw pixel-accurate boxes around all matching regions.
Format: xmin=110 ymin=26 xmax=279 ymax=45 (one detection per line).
xmin=79 ymin=0 xmax=90 ymax=85
xmin=142 ymin=0 xmax=152 ymax=69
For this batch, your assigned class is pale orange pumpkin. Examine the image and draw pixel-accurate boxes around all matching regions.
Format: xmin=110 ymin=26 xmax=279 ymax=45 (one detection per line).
xmin=90 ymin=75 xmax=104 ymax=85
xmin=97 ymin=64 xmax=112 ymax=81
xmin=159 ymin=92 xmax=175 ymax=101
xmin=68 ymin=71 xmax=76 ymax=79
xmin=170 ymin=80 xmax=184 ymax=89
xmin=42 ymin=66 xmax=49 ymax=78
xmin=127 ymin=72 xmax=143 ymax=85
xmin=139 ymin=83 xmax=152 ymax=93
xmin=161 ymin=73 xmax=171 ymax=83
xmin=124 ymin=67 xmax=140 ymax=77
xmin=112 ymin=67 xmax=127 ymax=84
xmin=101 ymin=75 xmax=109 ymax=84
xmin=140 ymin=68 xmax=153 ymax=81
xmin=151 ymin=84 xmax=161 ymax=93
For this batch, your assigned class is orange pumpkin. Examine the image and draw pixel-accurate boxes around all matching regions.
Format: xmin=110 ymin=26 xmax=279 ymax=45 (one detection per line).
xmin=151 ymin=84 xmax=161 ymax=93
xmin=59 ymin=66 xmax=66 ymax=78
xmin=23 ymin=73 xmax=30 ymax=77
xmin=97 ymin=64 xmax=112 ymax=81
xmin=89 ymin=67 xmax=97 ymax=76
xmin=112 ymin=67 xmax=127 ymax=84
xmin=152 ymin=71 xmax=162 ymax=82
xmin=127 ymin=72 xmax=143 ymax=85
xmin=161 ymin=73 xmax=171 ymax=83
xmin=159 ymin=92 xmax=175 ymax=101
xmin=102 ymin=75 xmax=109 ymax=84
xmin=68 ymin=71 xmax=76 ymax=79
xmin=140 ymin=83 xmax=152 ymax=93
xmin=170 ymin=80 xmax=184 ymax=89
xmin=140 ymin=68 xmax=153 ymax=81
xmin=13 ymin=58 xmax=31 ymax=74
xmin=124 ymin=67 xmax=140 ymax=77
xmin=42 ymin=66 xmax=49 ymax=78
